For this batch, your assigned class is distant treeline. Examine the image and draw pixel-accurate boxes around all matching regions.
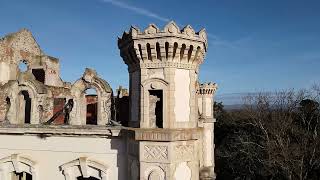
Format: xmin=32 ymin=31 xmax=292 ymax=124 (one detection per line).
xmin=215 ymin=85 xmax=320 ymax=180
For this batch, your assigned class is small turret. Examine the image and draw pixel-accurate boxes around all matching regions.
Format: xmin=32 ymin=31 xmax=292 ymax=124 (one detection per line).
xmin=197 ymin=82 xmax=218 ymax=180
xmin=197 ymin=82 xmax=218 ymax=120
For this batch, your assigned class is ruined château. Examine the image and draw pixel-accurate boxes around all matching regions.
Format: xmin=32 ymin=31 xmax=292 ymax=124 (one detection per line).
xmin=0 ymin=21 xmax=217 ymax=180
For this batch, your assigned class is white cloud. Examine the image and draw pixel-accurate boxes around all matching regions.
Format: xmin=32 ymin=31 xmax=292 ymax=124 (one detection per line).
xmin=100 ymin=0 xmax=221 ymax=43
xmin=101 ymin=0 xmax=170 ymax=22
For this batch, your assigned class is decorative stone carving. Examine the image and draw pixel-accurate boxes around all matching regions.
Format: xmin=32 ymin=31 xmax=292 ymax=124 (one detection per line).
xmin=175 ymin=145 xmax=194 ymax=160
xmin=144 ymin=166 xmax=165 ymax=180
xmin=148 ymin=170 xmax=161 ymax=180
xmin=144 ymin=145 xmax=168 ymax=160
xmin=0 ymin=154 xmax=38 ymax=180
xmin=60 ymin=157 xmax=108 ymax=180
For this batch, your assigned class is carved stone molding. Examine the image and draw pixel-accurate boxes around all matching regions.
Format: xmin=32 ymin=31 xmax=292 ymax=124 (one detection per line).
xmin=129 ymin=62 xmax=198 ymax=72
xmin=144 ymin=145 xmax=168 ymax=160
xmin=60 ymin=157 xmax=108 ymax=180
xmin=127 ymin=128 xmax=201 ymax=141
xmin=175 ymin=145 xmax=194 ymax=160
xmin=0 ymin=154 xmax=38 ymax=180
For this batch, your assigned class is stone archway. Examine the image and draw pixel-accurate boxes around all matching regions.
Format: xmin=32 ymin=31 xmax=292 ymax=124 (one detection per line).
xmin=0 ymin=154 xmax=38 ymax=180
xmin=18 ymin=90 xmax=32 ymax=124
xmin=70 ymin=69 xmax=112 ymax=125
xmin=5 ymin=80 xmax=46 ymax=125
xmin=60 ymin=157 xmax=108 ymax=180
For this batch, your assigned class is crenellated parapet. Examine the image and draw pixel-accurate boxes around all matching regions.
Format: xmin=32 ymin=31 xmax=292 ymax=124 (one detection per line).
xmin=197 ymin=82 xmax=218 ymax=96
xmin=118 ymin=21 xmax=208 ymax=72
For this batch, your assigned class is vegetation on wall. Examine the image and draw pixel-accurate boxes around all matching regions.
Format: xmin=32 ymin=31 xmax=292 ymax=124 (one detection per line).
xmin=215 ymin=85 xmax=320 ymax=180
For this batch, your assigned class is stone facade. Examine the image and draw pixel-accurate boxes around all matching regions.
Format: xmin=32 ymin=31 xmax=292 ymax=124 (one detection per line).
xmin=0 ymin=21 xmax=217 ymax=180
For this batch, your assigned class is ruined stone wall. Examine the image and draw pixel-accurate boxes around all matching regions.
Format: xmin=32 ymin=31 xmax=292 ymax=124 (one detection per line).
xmin=0 ymin=86 xmax=9 ymax=121
xmin=0 ymin=30 xmax=113 ymax=126
xmin=0 ymin=29 xmax=42 ymax=84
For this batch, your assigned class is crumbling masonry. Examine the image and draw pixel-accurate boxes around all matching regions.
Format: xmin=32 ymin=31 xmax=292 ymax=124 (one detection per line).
xmin=0 ymin=21 xmax=217 ymax=180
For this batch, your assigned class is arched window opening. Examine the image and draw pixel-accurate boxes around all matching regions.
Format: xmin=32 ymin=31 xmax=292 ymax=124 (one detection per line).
xmin=32 ymin=68 xmax=45 ymax=83
xmin=180 ymin=44 xmax=186 ymax=60
xmin=19 ymin=60 xmax=28 ymax=72
xmin=149 ymin=90 xmax=163 ymax=128
xmin=146 ymin=43 xmax=152 ymax=60
xmin=165 ymin=42 xmax=169 ymax=59
xmin=77 ymin=177 xmax=99 ymax=180
xmin=194 ymin=46 xmax=201 ymax=62
xmin=19 ymin=90 xmax=31 ymax=124
xmin=172 ymin=42 xmax=178 ymax=59
xmin=10 ymin=172 xmax=32 ymax=180
xmin=138 ymin=44 xmax=143 ymax=61
xmin=187 ymin=45 xmax=193 ymax=61
xmin=156 ymin=43 xmax=161 ymax=60
xmin=85 ymin=88 xmax=98 ymax=125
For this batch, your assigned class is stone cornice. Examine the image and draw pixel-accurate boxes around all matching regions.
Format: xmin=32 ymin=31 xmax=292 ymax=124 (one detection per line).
xmin=128 ymin=61 xmax=199 ymax=72
xmin=0 ymin=124 xmax=121 ymax=137
xmin=125 ymin=128 xmax=201 ymax=141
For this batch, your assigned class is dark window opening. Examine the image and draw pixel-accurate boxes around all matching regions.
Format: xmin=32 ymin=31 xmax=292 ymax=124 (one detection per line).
xmin=86 ymin=89 xmax=98 ymax=125
xmin=173 ymin=42 xmax=178 ymax=58
xmin=21 ymin=91 xmax=31 ymax=124
xmin=149 ymin=90 xmax=163 ymax=128
xmin=156 ymin=42 xmax=161 ymax=60
xmin=12 ymin=172 xmax=32 ymax=180
xmin=32 ymin=69 xmax=45 ymax=83
xmin=146 ymin=43 xmax=152 ymax=60
xmin=77 ymin=177 xmax=99 ymax=180
xmin=194 ymin=46 xmax=201 ymax=61
xmin=187 ymin=45 xmax=193 ymax=61
xmin=165 ymin=42 xmax=169 ymax=59
xmin=53 ymin=98 xmax=66 ymax=124
xmin=180 ymin=44 xmax=186 ymax=60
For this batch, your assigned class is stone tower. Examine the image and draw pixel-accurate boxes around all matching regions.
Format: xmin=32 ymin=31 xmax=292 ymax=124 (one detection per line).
xmin=118 ymin=21 xmax=208 ymax=129
xmin=119 ymin=21 xmax=217 ymax=180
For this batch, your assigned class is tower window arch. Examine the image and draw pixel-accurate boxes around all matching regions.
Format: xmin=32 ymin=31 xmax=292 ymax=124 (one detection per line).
xmin=146 ymin=43 xmax=152 ymax=60
xmin=165 ymin=42 xmax=169 ymax=59
xmin=180 ymin=44 xmax=186 ymax=60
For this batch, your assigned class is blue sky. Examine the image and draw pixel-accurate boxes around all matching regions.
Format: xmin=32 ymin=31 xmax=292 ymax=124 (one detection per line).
xmin=1 ymin=0 xmax=320 ymax=102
